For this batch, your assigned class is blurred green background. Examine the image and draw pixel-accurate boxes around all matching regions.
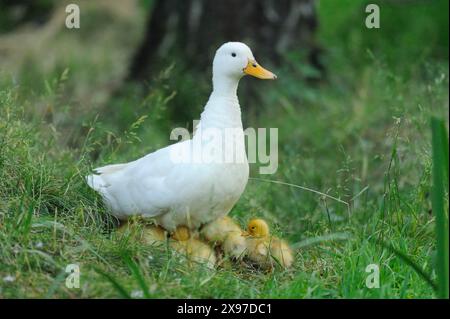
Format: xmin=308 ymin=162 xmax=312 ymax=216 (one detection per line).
xmin=0 ymin=0 xmax=448 ymax=298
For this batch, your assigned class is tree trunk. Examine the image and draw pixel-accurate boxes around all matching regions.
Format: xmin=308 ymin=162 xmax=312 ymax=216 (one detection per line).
xmin=0 ymin=0 xmax=55 ymax=33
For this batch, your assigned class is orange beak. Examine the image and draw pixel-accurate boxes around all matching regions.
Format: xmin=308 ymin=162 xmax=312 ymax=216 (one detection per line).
xmin=243 ymin=59 xmax=277 ymax=80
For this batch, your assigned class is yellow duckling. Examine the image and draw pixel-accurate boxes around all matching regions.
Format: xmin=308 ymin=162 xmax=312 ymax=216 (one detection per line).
xmin=142 ymin=225 xmax=167 ymax=245
xmin=145 ymin=225 xmax=217 ymax=269
xmin=243 ymin=218 xmax=294 ymax=269
xmin=201 ymin=216 xmax=247 ymax=259
xmin=170 ymin=237 xmax=217 ymax=269
xmin=118 ymin=222 xmax=216 ymax=268
xmin=118 ymin=221 xmax=191 ymax=243
xmin=222 ymin=231 xmax=247 ymax=259
xmin=201 ymin=216 xmax=242 ymax=242
xmin=117 ymin=219 xmax=168 ymax=246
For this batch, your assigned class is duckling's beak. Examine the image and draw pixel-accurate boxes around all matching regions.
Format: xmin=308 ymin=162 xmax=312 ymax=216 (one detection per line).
xmin=243 ymin=59 xmax=277 ymax=80
xmin=242 ymin=231 xmax=250 ymax=237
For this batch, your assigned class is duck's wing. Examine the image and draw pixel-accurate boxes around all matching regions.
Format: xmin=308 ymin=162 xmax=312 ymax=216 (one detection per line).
xmin=86 ymin=139 xmax=197 ymax=218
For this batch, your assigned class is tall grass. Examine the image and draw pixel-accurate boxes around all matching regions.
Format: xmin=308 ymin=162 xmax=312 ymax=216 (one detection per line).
xmin=374 ymin=118 xmax=449 ymax=298
xmin=431 ymin=117 xmax=449 ymax=299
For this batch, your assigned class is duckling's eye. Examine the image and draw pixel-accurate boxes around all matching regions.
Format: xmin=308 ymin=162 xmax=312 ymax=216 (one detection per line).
xmin=251 ymin=226 xmax=256 ymax=230
xmin=231 ymin=53 xmax=237 ymax=57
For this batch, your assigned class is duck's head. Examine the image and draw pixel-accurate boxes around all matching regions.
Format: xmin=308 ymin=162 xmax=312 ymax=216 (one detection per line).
xmin=212 ymin=42 xmax=277 ymax=83
xmin=243 ymin=218 xmax=270 ymax=238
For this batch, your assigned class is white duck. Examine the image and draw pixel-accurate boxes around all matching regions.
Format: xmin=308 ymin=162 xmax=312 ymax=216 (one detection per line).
xmin=87 ymin=42 xmax=276 ymax=235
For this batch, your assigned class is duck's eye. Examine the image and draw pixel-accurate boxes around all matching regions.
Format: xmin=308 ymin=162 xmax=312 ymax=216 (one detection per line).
xmin=252 ymin=63 xmax=257 ymax=67
xmin=231 ymin=53 xmax=237 ymax=57
xmin=251 ymin=226 xmax=256 ymax=230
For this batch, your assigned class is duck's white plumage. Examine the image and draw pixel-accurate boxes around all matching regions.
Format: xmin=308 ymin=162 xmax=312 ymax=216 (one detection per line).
xmin=86 ymin=42 xmax=276 ymax=231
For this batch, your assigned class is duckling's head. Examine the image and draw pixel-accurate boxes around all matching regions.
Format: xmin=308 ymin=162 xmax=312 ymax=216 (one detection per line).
xmin=212 ymin=42 xmax=277 ymax=88
xmin=245 ymin=218 xmax=270 ymax=238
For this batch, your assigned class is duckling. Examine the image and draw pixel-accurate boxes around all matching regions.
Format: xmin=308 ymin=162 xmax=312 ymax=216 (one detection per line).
xmin=222 ymin=231 xmax=247 ymax=259
xmin=142 ymin=225 xmax=167 ymax=245
xmin=116 ymin=218 xmax=144 ymax=241
xmin=117 ymin=220 xmax=215 ymax=268
xmin=143 ymin=224 xmax=215 ymax=268
xmin=201 ymin=216 xmax=242 ymax=242
xmin=118 ymin=219 xmax=190 ymax=240
xmin=171 ymin=225 xmax=191 ymax=241
xmin=116 ymin=218 xmax=167 ymax=246
xmin=170 ymin=238 xmax=217 ymax=269
xmin=201 ymin=216 xmax=247 ymax=259
xmin=243 ymin=218 xmax=294 ymax=269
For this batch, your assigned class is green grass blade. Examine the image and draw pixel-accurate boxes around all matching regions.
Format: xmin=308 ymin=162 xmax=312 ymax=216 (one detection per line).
xmin=376 ymin=240 xmax=437 ymax=292
xmin=94 ymin=268 xmax=131 ymax=299
xmin=291 ymin=232 xmax=351 ymax=249
xmin=122 ymin=254 xmax=151 ymax=298
xmin=431 ymin=117 xmax=449 ymax=299
xmin=438 ymin=120 xmax=449 ymax=190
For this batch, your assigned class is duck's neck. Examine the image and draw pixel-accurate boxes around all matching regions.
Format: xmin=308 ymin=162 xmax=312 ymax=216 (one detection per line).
xmin=198 ymin=75 xmax=243 ymax=130
xmin=211 ymin=74 xmax=240 ymax=98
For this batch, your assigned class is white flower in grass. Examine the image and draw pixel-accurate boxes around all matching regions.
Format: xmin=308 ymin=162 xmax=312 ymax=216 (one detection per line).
xmin=12 ymin=245 xmax=21 ymax=254
xmin=3 ymin=275 xmax=16 ymax=283
xmin=131 ymin=290 xmax=144 ymax=298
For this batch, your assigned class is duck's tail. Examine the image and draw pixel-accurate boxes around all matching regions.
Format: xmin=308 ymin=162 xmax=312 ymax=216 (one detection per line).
xmin=86 ymin=174 xmax=107 ymax=191
xmin=86 ymin=163 xmax=128 ymax=191
xmin=93 ymin=163 xmax=128 ymax=174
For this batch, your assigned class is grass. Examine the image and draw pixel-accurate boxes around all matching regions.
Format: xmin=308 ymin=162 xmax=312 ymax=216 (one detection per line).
xmin=0 ymin=1 xmax=448 ymax=298
xmin=431 ymin=118 xmax=449 ymax=298
xmin=1 ymin=60 xmax=447 ymax=298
